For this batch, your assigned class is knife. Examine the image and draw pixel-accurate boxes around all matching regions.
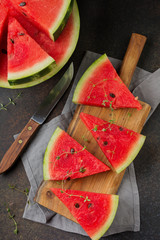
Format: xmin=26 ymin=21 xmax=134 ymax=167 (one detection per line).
xmin=0 ymin=63 xmax=74 ymax=174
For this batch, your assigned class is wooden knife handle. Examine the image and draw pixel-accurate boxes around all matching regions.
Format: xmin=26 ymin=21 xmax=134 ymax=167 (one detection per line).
xmin=119 ymin=33 xmax=147 ymax=87
xmin=0 ymin=119 xmax=40 ymax=174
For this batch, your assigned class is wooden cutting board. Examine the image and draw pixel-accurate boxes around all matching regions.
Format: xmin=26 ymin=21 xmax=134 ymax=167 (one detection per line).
xmin=35 ymin=33 xmax=151 ymax=223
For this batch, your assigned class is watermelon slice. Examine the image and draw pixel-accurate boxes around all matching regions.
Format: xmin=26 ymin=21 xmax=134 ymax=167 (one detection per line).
xmin=0 ymin=1 xmax=80 ymax=88
xmin=51 ymin=188 xmax=119 ymax=240
xmin=80 ymin=112 xmax=146 ymax=173
xmin=43 ymin=127 xmax=110 ymax=180
xmin=73 ymin=54 xmax=142 ymax=110
xmin=8 ymin=17 xmax=56 ymax=85
xmin=8 ymin=0 xmax=74 ymax=41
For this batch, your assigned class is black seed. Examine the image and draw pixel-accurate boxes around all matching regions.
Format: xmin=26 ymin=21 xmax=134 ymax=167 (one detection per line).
xmin=66 ymin=177 xmax=71 ymax=181
xmin=97 ymin=137 xmax=100 ymax=140
xmin=1 ymin=49 xmax=7 ymax=54
xmin=10 ymin=39 xmax=14 ymax=44
xmin=22 ymin=12 xmax=27 ymax=16
xmin=19 ymin=32 xmax=25 ymax=36
xmin=119 ymin=127 xmax=123 ymax=131
xmin=88 ymin=203 xmax=92 ymax=208
xmin=70 ymin=148 xmax=75 ymax=153
xmin=74 ymin=203 xmax=80 ymax=208
xmin=103 ymin=141 xmax=108 ymax=146
xmin=19 ymin=2 xmax=26 ymax=7
xmin=109 ymin=93 xmax=115 ymax=98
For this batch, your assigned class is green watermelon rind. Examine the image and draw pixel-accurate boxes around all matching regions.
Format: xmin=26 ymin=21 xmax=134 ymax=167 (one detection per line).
xmin=72 ymin=54 xmax=107 ymax=103
xmin=115 ymin=135 xmax=146 ymax=173
xmin=8 ymin=57 xmax=56 ymax=85
xmin=43 ymin=127 xmax=63 ymax=180
xmin=0 ymin=0 xmax=80 ymax=89
xmin=91 ymin=195 xmax=119 ymax=240
xmin=52 ymin=0 xmax=74 ymax=41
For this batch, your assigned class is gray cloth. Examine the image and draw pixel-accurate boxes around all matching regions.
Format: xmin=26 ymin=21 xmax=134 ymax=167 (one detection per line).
xmin=15 ymin=51 xmax=160 ymax=237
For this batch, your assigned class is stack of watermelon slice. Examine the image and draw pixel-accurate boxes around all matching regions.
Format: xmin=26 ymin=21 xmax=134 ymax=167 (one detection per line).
xmin=43 ymin=54 xmax=146 ymax=239
xmin=0 ymin=0 xmax=80 ymax=88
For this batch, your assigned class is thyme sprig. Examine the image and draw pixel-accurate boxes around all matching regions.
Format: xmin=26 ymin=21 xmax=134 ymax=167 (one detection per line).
xmin=6 ymin=207 xmax=18 ymax=235
xmin=8 ymin=184 xmax=30 ymax=205
xmin=60 ymin=190 xmax=91 ymax=203
xmin=0 ymin=92 xmax=22 ymax=111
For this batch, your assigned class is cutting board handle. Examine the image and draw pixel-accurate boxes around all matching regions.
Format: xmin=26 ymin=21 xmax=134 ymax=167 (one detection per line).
xmin=119 ymin=33 xmax=147 ymax=87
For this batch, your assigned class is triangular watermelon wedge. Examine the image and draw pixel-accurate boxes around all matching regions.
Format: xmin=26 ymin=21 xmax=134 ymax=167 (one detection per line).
xmin=73 ymin=54 xmax=142 ymax=110
xmin=80 ymin=112 xmax=146 ymax=173
xmin=9 ymin=0 xmax=74 ymax=41
xmin=51 ymin=188 xmax=119 ymax=240
xmin=43 ymin=127 xmax=110 ymax=180
xmin=8 ymin=17 xmax=56 ymax=86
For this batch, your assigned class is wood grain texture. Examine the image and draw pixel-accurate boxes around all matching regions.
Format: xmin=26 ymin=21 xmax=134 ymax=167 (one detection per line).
xmin=35 ymin=33 xmax=151 ymax=223
xmin=119 ymin=33 xmax=147 ymax=87
xmin=0 ymin=119 xmax=40 ymax=174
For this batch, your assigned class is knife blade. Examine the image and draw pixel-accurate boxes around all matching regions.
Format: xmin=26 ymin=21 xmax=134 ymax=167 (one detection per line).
xmin=0 ymin=63 xmax=74 ymax=174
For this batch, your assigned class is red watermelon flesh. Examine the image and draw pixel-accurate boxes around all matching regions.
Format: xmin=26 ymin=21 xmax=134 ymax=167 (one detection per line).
xmin=80 ymin=112 xmax=146 ymax=173
xmin=8 ymin=17 xmax=56 ymax=85
xmin=0 ymin=0 xmax=80 ymax=88
xmin=0 ymin=5 xmax=8 ymax=85
xmin=51 ymin=188 xmax=119 ymax=240
xmin=4 ymin=2 xmax=77 ymax=63
xmin=73 ymin=54 xmax=142 ymax=110
xmin=9 ymin=0 xmax=74 ymax=40
xmin=43 ymin=127 xmax=110 ymax=181
xmin=0 ymin=4 xmax=8 ymax=40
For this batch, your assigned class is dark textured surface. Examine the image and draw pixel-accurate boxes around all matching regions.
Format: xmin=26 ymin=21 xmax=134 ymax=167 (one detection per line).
xmin=0 ymin=0 xmax=160 ymax=239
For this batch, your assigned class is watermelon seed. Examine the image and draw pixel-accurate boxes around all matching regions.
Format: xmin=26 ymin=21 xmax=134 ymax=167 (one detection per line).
xmin=119 ymin=127 xmax=123 ymax=131
xmin=103 ymin=141 xmax=108 ymax=146
xmin=19 ymin=33 xmax=25 ymax=36
xmin=74 ymin=203 xmax=80 ymax=208
xmin=97 ymin=137 xmax=100 ymax=140
xmin=88 ymin=203 xmax=92 ymax=208
xmin=66 ymin=177 xmax=71 ymax=181
xmin=110 ymin=93 xmax=115 ymax=98
xmin=70 ymin=148 xmax=75 ymax=154
xmin=1 ymin=49 xmax=7 ymax=54
xmin=22 ymin=12 xmax=27 ymax=16
xmin=19 ymin=2 xmax=26 ymax=7
xmin=10 ymin=39 xmax=14 ymax=44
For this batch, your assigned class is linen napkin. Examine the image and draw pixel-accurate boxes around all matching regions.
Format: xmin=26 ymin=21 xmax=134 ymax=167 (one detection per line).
xmin=15 ymin=51 xmax=160 ymax=237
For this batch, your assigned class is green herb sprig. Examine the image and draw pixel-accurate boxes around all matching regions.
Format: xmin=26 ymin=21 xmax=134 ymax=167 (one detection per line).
xmin=6 ymin=207 xmax=18 ymax=235
xmin=0 ymin=92 xmax=22 ymax=111
xmin=60 ymin=190 xmax=91 ymax=202
xmin=8 ymin=184 xmax=30 ymax=205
